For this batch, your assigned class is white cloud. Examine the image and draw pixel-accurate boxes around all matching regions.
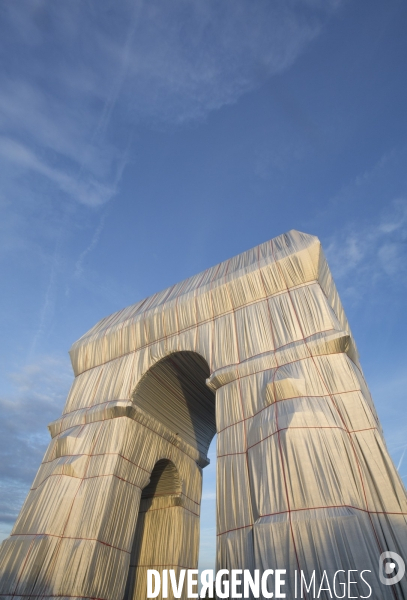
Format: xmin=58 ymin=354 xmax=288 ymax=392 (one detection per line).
xmin=201 ymin=491 xmax=216 ymax=500
xmin=0 ymin=355 xmax=72 ymax=524
xmin=74 ymin=212 xmax=107 ymax=278
xmin=0 ymin=0 xmax=342 ymax=209
xmin=397 ymin=446 xmax=407 ymax=472
xmin=367 ymin=369 xmax=407 ymax=478
xmin=0 ymin=0 xmax=344 ymax=535
xmin=325 ymin=198 xmax=407 ymax=290
xmin=0 ymin=0 xmax=345 ymax=336
xmin=121 ymin=0 xmax=342 ymax=124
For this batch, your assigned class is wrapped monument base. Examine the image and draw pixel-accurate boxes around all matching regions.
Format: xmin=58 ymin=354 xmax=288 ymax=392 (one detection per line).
xmin=0 ymin=230 xmax=406 ymax=600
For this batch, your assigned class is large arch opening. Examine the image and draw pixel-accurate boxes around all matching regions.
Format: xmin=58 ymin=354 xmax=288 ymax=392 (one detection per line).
xmin=125 ymin=351 xmax=217 ymax=599
xmin=131 ymin=351 xmax=216 ymax=456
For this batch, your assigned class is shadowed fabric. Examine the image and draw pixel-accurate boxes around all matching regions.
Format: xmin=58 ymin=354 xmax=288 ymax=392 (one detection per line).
xmin=0 ymin=230 xmax=406 ymax=600
xmin=133 ymin=352 xmax=215 ymax=455
xmin=141 ymin=460 xmax=181 ymax=499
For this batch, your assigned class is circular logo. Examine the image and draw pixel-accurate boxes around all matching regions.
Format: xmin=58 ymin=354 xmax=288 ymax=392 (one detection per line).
xmin=379 ymin=552 xmax=405 ymax=586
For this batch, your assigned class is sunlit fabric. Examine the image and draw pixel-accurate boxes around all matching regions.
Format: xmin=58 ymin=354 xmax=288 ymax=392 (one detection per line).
xmin=0 ymin=230 xmax=406 ymax=600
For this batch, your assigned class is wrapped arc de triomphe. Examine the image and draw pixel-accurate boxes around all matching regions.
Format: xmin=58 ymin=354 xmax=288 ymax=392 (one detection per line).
xmin=0 ymin=230 xmax=406 ymax=599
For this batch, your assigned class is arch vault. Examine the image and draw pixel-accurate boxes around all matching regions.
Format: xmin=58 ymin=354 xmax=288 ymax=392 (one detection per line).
xmin=0 ymin=230 xmax=406 ymax=599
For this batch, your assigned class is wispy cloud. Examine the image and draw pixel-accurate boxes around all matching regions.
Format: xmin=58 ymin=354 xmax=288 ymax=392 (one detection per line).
xmin=325 ymin=198 xmax=407 ymax=296
xmin=74 ymin=212 xmax=107 ymax=279
xmin=397 ymin=446 xmax=407 ymax=472
xmin=201 ymin=491 xmax=216 ymax=501
xmin=0 ymin=0 xmax=342 ymax=210
xmin=0 ymin=0 xmax=344 ymax=534
xmin=29 ymin=242 xmax=61 ymax=358
xmin=0 ymin=355 xmax=72 ymax=525
xmin=368 ymin=368 xmax=407 ymax=480
xmin=0 ymin=0 xmax=345 ymax=349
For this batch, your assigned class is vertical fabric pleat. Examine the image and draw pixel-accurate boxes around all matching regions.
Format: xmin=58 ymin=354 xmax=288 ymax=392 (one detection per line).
xmin=0 ymin=229 xmax=406 ymax=600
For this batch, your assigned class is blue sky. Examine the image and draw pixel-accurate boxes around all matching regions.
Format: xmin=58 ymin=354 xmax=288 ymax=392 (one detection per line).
xmin=1 ymin=0 xmax=407 ymax=571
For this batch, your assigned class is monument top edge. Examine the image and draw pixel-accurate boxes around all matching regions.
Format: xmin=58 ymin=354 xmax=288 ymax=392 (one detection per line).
xmin=71 ymin=229 xmax=319 ymax=352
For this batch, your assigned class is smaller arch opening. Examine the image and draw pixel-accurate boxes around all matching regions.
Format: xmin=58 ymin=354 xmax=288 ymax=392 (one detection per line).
xmin=124 ymin=459 xmax=182 ymax=600
xmin=141 ymin=459 xmax=181 ymax=500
